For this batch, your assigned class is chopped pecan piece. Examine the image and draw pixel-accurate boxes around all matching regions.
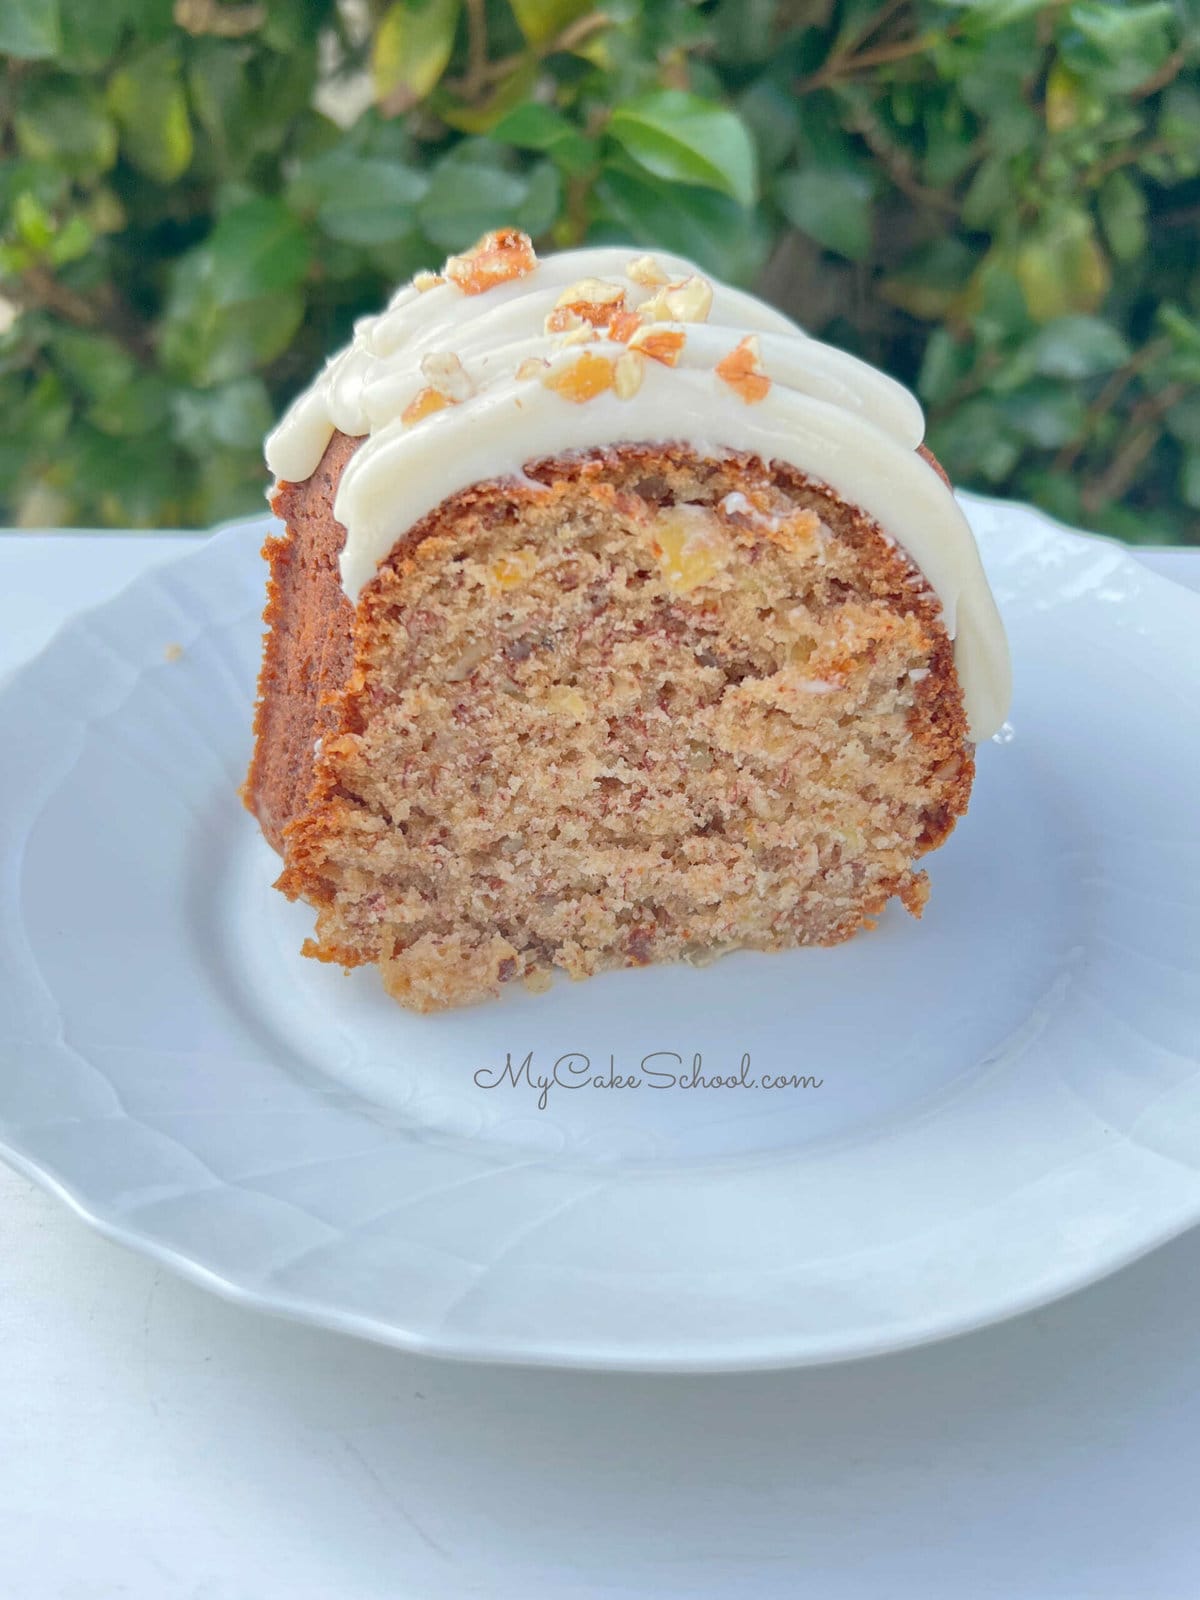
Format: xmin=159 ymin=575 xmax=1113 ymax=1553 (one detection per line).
xmin=444 ymin=228 xmax=537 ymax=295
xmin=715 ymin=335 xmax=770 ymax=403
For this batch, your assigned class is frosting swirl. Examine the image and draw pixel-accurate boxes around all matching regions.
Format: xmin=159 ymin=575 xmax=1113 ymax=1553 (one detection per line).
xmin=266 ymin=233 xmax=1010 ymax=740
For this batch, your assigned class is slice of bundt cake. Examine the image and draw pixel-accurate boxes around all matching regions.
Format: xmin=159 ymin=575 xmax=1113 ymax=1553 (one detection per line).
xmin=245 ymin=230 xmax=1010 ymax=1012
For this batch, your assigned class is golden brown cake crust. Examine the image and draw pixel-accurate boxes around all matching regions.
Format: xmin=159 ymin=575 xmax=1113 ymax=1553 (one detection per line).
xmin=242 ymin=431 xmax=358 ymax=853
xmin=245 ymin=433 xmax=974 ymax=1010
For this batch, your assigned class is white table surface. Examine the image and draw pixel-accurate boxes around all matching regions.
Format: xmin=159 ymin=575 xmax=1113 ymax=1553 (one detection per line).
xmin=2 ymin=529 xmax=1199 ymax=1600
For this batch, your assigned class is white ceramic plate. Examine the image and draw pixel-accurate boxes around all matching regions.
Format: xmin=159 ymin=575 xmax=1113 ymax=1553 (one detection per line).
xmin=2 ymin=494 xmax=1199 ymax=1370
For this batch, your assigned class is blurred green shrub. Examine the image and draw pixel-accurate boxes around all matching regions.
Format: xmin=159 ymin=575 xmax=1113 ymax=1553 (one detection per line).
xmin=1 ymin=0 xmax=1198 ymax=541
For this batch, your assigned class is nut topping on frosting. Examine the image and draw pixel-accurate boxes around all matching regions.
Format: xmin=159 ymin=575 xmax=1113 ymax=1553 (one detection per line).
xmin=640 ymin=275 xmax=714 ymax=324
xmin=262 ymin=229 xmax=1012 ymax=740
xmin=613 ymin=348 xmax=645 ymax=400
xmin=401 ymin=387 xmax=454 ymax=425
xmin=553 ymin=319 xmax=595 ymax=347
xmin=554 ymin=278 xmax=624 ymax=309
xmin=606 ymin=309 xmax=643 ymax=344
xmin=628 ymin=325 xmax=686 ymax=367
xmin=444 ymin=227 xmax=537 ymax=295
xmin=715 ymin=335 xmax=770 ymax=403
xmin=546 ymin=289 xmax=628 ymax=334
xmin=542 ymin=350 xmax=614 ymax=402
xmin=627 ymin=254 xmax=669 ymax=287
xmin=420 ymin=351 xmax=475 ymax=402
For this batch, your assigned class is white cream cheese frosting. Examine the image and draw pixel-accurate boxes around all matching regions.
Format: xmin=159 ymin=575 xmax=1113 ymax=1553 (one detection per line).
xmin=265 ymin=234 xmax=1011 ymax=740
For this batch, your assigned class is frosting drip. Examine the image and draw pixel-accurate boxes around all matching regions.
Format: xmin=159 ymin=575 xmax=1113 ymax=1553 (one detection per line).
xmin=265 ymin=236 xmax=1011 ymax=740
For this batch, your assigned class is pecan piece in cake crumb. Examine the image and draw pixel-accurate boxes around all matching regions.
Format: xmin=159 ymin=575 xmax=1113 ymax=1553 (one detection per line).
xmin=649 ymin=505 xmax=732 ymax=592
xmin=487 ymin=547 xmax=539 ymax=593
xmin=445 ymin=228 xmax=537 ymax=295
xmin=716 ymin=335 xmax=770 ymax=403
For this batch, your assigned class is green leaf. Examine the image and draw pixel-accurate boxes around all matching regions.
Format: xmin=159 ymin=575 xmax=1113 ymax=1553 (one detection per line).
xmin=12 ymin=191 xmax=56 ymax=252
xmin=1161 ymin=82 xmax=1200 ymax=145
xmin=1064 ymin=1 xmax=1177 ymax=94
xmin=161 ymin=282 xmax=305 ymax=387
xmin=1021 ymin=469 xmax=1083 ymax=527
xmin=514 ymin=160 xmax=562 ymax=240
xmin=87 ymin=373 xmax=172 ymax=437
xmin=1098 ymin=171 xmax=1148 ymax=264
xmin=435 ymin=59 xmax=539 ymax=135
xmin=171 ymin=377 xmax=274 ymax=456
xmin=57 ymin=0 xmax=132 ymax=70
xmin=1029 ymin=315 xmax=1131 ymax=378
xmin=593 ymin=165 xmax=769 ymax=284
xmin=1015 ymin=212 xmax=1109 ymax=321
xmin=960 ymin=153 xmax=1013 ymax=230
xmin=50 ymin=329 xmax=135 ymax=400
xmin=737 ymin=80 xmax=799 ymax=173
xmin=289 ymin=152 xmax=428 ymax=244
xmin=492 ymin=104 xmax=597 ymax=175
xmin=1000 ymin=382 xmax=1088 ymax=448
xmin=106 ymin=0 xmax=174 ymax=42
xmin=204 ymin=199 xmax=312 ymax=304
xmin=161 ymin=202 xmax=309 ymax=386
xmin=881 ymin=238 xmax=975 ymax=321
xmin=15 ymin=79 xmax=118 ymax=178
xmin=713 ymin=0 xmax=778 ymax=62
xmin=47 ymin=215 xmax=93 ymax=266
xmin=509 ymin=0 xmax=593 ymax=46
xmin=917 ymin=327 xmax=971 ymax=405
xmin=775 ymin=167 xmax=873 ymax=261
xmin=927 ymin=397 xmax=1022 ymax=484
xmin=417 ymin=158 xmax=531 ymax=250
xmin=25 ymin=371 xmax=74 ymax=449
xmin=66 ymin=427 xmax=182 ymax=527
xmin=1044 ymin=62 xmax=1104 ymax=134
xmin=608 ymin=91 xmax=758 ymax=207
xmin=259 ymin=0 xmax=319 ymax=52
xmin=186 ymin=42 xmax=264 ymax=168
xmin=1181 ymin=451 xmax=1200 ymax=512
xmin=107 ymin=44 xmax=193 ymax=182
xmin=0 ymin=0 xmax=61 ymax=58
xmin=1164 ymin=393 xmax=1200 ymax=447
xmin=372 ymin=0 xmax=461 ymax=111
xmin=923 ymin=102 xmax=976 ymax=187
xmin=1158 ymin=303 xmax=1200 ymax=355
xmin=939 ymin=0 xmax=1047 ymax=23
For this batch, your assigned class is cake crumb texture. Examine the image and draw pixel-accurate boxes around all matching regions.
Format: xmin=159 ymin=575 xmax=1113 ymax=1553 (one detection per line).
xmin=246 ymin=437 xmax=973 ymax=1012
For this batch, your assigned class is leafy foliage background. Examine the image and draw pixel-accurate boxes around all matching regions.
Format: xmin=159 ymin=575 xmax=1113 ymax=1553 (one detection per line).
xmin=2 ymin=0 xmax=1198 ymax=542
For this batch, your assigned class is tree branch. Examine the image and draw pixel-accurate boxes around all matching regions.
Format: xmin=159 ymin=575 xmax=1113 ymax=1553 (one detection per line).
xmin=446 ymin=9 xmax=609 ymax=95
xmin=1131 ymin=47 xmax=1187 ymax=101
xmin=843 ymin=100 xmax=957 ymax=215
xmin=13 ymin=268 xmax=154 ymax=362
xmin=1080 ymin=379 xmax=1186 ymax=515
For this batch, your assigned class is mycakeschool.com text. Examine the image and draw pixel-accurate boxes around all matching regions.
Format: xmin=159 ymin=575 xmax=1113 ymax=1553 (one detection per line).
xmin=473 ymin=1053 xmax=824 ymax=1111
